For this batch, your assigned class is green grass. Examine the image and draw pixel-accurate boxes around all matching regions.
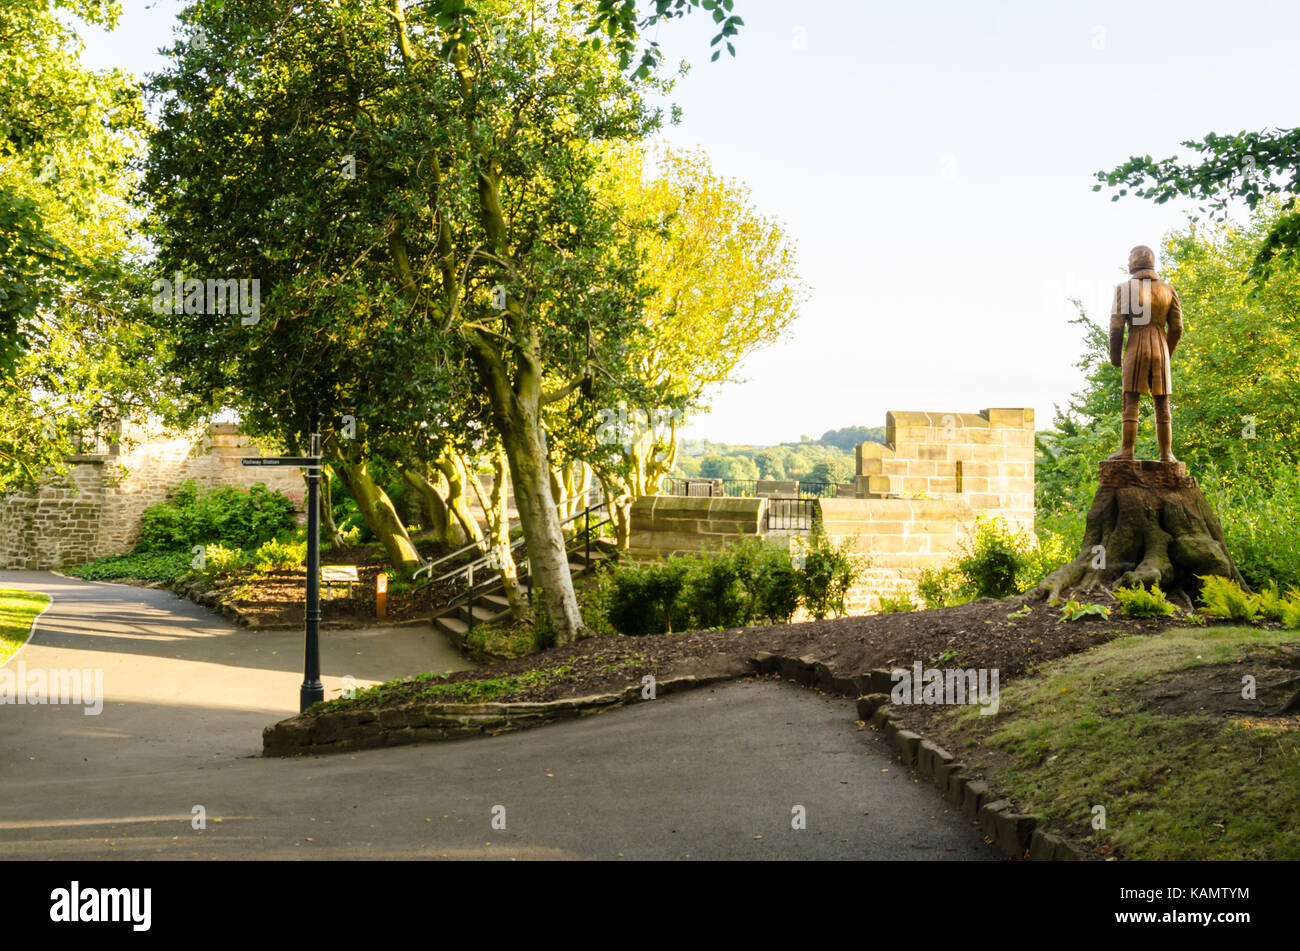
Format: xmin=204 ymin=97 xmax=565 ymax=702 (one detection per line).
xmin=0 ymin=589 xmax=52 ymax=663
xmin=312 ymin=663 xmax=582 ymax=714
xmin=938 ymin=625 xmax=1300 ymax=860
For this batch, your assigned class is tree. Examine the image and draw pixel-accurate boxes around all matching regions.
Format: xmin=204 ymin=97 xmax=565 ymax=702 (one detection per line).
xmin=141 ymin=0 xmax=674 ymax=642
xmin=1096 ymin=127 xmax=1300 ymax=280
xmin=588 ymin=0 xmax=744 ymax=79
xmin=572 ymin=144 xmax=805 ymax=543
xmin=809 ymin=457 xmax=850 ymax=486
xmin=818 ymin=425 xmax=884 ymax=451
xmin=0 ymin=0 xmax=156 ymax=490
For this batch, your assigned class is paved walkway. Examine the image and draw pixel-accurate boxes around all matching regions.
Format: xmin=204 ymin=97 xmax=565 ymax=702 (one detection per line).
xmin=0 ymin=571 xmax=996 ymax=860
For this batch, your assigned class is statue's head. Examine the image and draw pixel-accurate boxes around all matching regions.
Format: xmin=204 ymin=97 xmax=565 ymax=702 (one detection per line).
xmin=1128 ymin=245 xmax=1156 ymax=273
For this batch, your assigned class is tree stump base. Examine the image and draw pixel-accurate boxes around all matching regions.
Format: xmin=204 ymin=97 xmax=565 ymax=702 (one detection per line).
xmin=1034 ymin=460 xmax=1246 ymax=609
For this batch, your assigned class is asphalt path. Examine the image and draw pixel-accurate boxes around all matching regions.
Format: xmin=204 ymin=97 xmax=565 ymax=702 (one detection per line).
xmin=0 ymin=570 xmax=997 ymax=860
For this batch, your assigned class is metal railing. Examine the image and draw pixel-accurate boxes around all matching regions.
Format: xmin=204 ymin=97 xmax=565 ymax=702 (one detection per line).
xmin=666 ymin=478 xmax=840 ymax=499
xmin=764 ymin=497 xmax=818 ymax=532
xmin=425 ymin=495 xmax=613 ymax=640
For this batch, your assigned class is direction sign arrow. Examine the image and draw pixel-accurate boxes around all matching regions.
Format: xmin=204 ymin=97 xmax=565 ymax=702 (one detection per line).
xmin=240 ymin=456 xmax=321 ymax=467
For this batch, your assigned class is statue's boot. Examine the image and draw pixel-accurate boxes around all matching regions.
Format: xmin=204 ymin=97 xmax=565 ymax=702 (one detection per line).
xmin=1107 ymin=420 xmax=1138 ymax=461
xmin=1157 ymin=419 xmax=1177 ymax=463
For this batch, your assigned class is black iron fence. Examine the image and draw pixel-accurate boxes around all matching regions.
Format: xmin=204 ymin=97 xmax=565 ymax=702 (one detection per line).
xmin=665 ymin=478 xmax=840 ymax=499
xmin=764 ymin=497 xmax=818 ymax=532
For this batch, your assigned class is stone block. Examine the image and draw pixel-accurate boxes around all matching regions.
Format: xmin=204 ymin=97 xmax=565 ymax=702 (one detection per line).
xmin=895 ymin=729 xmax=922 ymax=765
xmin=1029 ymin=828 xmax=1066 ymax=862
xmin=979 ymin=798 xmax=1011 ymax=838
xmin=962 ymin=780 xmax=991 ymax=819
xmin=995 ymin=812 xmax=1039 ymax=857
xmin=985 ymin=407 xmax=1029 ymax=428
xmin=856 ymin=693 xmax=889 ymax=719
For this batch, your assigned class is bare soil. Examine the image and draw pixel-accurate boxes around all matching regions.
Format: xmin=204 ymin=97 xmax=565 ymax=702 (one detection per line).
xmin=342 ymin=593 xmax=1201 ymax=706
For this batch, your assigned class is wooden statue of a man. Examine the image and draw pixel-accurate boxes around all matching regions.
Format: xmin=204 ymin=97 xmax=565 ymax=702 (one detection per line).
xmin=1108 ymin=245 xmax=1184 ymax=462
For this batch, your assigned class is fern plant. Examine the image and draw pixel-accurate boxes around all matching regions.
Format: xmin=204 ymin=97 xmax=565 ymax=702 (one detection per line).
xmin=1113 ymin=582 xmax=1178 ymax=617
xmin=1252 ymin=580 xmax=1287 ymax=621
xmin=1281 ymin=596 xmax=1300 ymax=631
xmin=1197 ymin=575 xmax=1258 ymax=622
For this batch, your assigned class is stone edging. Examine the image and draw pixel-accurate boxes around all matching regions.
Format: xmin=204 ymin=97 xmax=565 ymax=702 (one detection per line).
xmin=262 ymin=664 xmax=747 ymax=757
xmin=750 ymin=651 xmax=1090 ymax=862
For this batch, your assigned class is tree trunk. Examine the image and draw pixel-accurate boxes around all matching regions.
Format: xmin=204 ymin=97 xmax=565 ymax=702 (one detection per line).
xmin=550 ymin=460 xmax=592 ymax=524
xmin=595 ymin=470 xmax=635 ymax=549
xmin=402 ymin=463 xmax=471 ymax=549
xmin=466 ymin=337 xmax=584 ymax=644
xmin=1034 ymin=460 xmax=1246 ymax=609
xmin=592 ymin=428 xmax=677 ymax=550
xmin=435 ymin=453 xmax=485 ymax=549
xmin=468 ymin=448 xmax=530 ymax=620
xmin=319 ymin=466 xmax=346 ymax=549
xmin=330 ymin=450 xmax=422 ymax=576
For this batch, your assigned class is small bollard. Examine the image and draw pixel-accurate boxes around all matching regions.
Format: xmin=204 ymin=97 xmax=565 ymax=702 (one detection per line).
xmin=376 ymin=572 xmax=387 ymax=618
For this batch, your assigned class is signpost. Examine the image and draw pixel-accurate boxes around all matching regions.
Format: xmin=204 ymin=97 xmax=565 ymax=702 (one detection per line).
xmin=242 ymin=406 xmax=323 ymax=713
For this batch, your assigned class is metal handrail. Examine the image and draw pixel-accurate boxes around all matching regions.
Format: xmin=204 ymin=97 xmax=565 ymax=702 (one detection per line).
xmin=411 ymin=538 xmax=488 ymax=582
xmin=410 ymin=489 xmax=600 ymax=582
xmin=431 ymin=497 xmax=614 ymax=638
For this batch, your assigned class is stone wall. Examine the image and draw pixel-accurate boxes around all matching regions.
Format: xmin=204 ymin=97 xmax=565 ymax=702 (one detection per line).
xmin=817 ymin=495 xmax=976 ymax=613
xmin=627 ymin=496 xmax=764 ymax=556
xmin=0 ymin=422 xmax=306 ymax=570
xmin=855 ymin=407 xmax=1035 ymax=534
xmin=626 ymin=406 xmax=1037 ymax=616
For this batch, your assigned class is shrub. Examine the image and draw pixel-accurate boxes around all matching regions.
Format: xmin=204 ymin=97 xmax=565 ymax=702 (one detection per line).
xmin=1281 ymin=597 xmax=1300 ymax=631
xmin=253 ymin=538 xmax=307 ymax=571
xmin=196 ymin=543 xmax=247 ymax=579
xmin=1112 ymin=582 xmax=1178 ymax=617
xmin=751 ymin=550 xmax=802 ymax=623
xmin=603 ymin=560 xmax=690 ymax=637
xmin=916 ymin=565 xmax=970 ymax=609
xmin=598 ymin=537 xmax=837 ymax=635
xmin=1197 ymin=575 xmax=1258 ymax=622
xmin=1201 ymin=462 xmax=1300 ymax=591
xmin=137 ymin=480 xmax=297 ymax=551
xmin=798 ymin=530 xmax=863 ymax=620
xmin=877 ymin=586 xmax=917 ymax=613
xmin=953 ymin=516 xmax=1042 ymax=599
xmin=681 ymin=553 xmax=750 ymax=629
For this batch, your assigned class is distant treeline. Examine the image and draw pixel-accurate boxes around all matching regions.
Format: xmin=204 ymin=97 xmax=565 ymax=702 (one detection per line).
xmin=672 ymin=426 xmax=886 ymax=484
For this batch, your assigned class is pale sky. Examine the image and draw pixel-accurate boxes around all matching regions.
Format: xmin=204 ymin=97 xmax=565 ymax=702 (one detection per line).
xmin=79 ymin=0 xmax=1300 ymax=445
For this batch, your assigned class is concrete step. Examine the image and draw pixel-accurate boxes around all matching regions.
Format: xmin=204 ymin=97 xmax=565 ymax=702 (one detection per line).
xmin=568 ymin=548 xmax=613 ymax=567
xmin=434 ymin=615 xmax=468 ymax=643
xmin=457 ymin=602 xmax=510 ymax=625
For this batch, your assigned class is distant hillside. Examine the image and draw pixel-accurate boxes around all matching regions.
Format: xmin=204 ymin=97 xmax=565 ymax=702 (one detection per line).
xmin=673 ymin=426 xmax=886 ymax=483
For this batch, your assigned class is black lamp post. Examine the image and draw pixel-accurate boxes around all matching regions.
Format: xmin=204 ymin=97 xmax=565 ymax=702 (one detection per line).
xmin=300 ymin=404 xmax=324 ymax=712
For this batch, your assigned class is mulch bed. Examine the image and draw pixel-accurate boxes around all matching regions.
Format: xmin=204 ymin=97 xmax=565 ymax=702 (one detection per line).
xmin=342 ymin=593 xmax=1193 ymax=707
xmin=192 ymin=536 xmax=465 ymax=629
xmin=221 ymin=565 xmax=455 ymax=628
